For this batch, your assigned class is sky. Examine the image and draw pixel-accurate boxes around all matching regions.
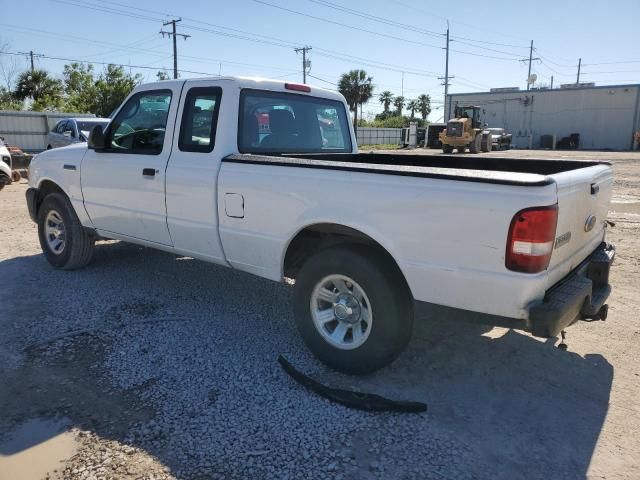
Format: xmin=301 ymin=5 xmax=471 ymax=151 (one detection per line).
xmin=1 ymin=0 xmax=638 ymax=121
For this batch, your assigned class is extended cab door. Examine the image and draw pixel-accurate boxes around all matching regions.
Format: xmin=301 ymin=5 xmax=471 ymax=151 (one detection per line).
xmin=81 ymin=86 xmax=181 ymax=245
xmin=164 ymin=82 xmax=227 ymax=263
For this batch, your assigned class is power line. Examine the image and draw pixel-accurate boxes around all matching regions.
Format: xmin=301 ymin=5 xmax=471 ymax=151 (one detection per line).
xmin=0 ymin=50 xmax=216 ymax=76
xmin=251 ymin=0 xmax=442 ymax=49
xmin=1 ymin=22 xmax=301 ymax=76
xmin=251 ymin=0 xmax=526 ymax=61
xmin=160 ymin=18 xmax=191 ymax=79
xmin=295 ymin=46 xmax=312 ymax=84
xmin=303 ymin=0 xmax=442 ymax=38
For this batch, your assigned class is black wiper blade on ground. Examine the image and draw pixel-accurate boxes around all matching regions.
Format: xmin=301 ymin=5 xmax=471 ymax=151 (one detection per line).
xmin=278 ymin=355 xmax=427 ymax=413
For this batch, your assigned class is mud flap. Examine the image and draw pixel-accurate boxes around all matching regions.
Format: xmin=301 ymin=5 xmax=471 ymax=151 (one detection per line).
xmin=278 ymin=355 xmax=427 ymax=413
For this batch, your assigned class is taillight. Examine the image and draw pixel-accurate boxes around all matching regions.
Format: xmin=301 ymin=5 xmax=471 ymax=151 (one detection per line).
xmin=284 ymin=82 xmax=311 ymax=92
xmin=506 ymin=205 xmax=558 ymax=273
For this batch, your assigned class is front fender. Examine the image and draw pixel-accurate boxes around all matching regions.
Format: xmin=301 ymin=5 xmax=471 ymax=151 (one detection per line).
xmin=29 ymin=144 xmax=92 ymax=227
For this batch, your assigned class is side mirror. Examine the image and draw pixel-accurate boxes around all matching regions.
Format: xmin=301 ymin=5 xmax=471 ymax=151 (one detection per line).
xmin=88 ymin=125 xmax=106 ymax=150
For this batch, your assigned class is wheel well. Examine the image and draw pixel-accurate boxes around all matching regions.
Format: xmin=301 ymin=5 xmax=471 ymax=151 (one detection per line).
xmin=35 ymin=180 xmax=66 ymax=216
xmin=283 ymin=223 xmax=409 ymax=290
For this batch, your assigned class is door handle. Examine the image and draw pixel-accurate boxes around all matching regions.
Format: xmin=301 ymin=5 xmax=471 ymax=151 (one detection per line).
xmin=142 ymin=168 xmax=156 ymax=177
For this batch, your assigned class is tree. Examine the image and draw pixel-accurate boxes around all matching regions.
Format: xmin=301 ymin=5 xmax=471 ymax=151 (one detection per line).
xmin=393 ymin=96 xmax=405 ymax=116
xmin=338 ymin=69 xmax=373 ymax=133
xmin=92 ymin=65 xmax=142 ymax=117
xmin=407 ymin=99 xmax=418 ymax=119
xmin=0 ymin=87 xmax=21 ymax=110
xmin=156 ymin=70 xmax=170 ymax=81
xmin=63 ymin=63 xmax=96 ymax=113
xmin=14 ymin=69 xmax=63 ymax=110
xmin=417 ymin=94 xmax=431 ymax=121
xmin=378 ymin=90 xmax=394 ymax=113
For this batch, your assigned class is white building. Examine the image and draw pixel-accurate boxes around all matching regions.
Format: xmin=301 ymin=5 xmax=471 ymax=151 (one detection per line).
xmin=445 ymin=83 xmax=640 ymax=151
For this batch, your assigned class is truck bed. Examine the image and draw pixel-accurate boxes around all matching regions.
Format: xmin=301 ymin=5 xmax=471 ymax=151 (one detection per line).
xmin=224 ymin=153 xmax=609 ymax=187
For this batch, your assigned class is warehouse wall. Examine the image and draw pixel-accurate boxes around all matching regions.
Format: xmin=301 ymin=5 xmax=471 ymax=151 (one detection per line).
xmin=446 ymin=84 xmax=640 ymax=150
xmin=0 ymin=111 xmax=95 ymax=152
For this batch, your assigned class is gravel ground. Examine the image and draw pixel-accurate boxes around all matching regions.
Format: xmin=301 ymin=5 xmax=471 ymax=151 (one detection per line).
xmin=1 ymin=149 xmax=639 ymax=480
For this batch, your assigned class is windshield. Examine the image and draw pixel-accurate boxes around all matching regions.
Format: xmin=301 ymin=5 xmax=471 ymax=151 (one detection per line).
xmin=239 ymin=90 xmax=352 ymax=154
xmin=77 ymin=120 xmax=110 ymax=132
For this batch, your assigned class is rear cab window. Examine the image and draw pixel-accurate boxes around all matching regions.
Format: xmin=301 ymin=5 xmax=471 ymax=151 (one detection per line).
xmin=179 ymin=87 xmax=222 ymax=153
xmin=238 ymin=89 xmax=352 ymax=154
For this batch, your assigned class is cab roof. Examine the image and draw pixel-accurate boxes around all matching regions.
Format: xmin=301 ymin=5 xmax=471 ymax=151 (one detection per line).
xmin=133 ymin=76 xmax=345 ymax=103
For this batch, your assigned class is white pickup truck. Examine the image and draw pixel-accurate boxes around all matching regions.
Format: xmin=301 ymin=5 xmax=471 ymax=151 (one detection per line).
xmin=26 ymin=77 xmax=615 ymax=373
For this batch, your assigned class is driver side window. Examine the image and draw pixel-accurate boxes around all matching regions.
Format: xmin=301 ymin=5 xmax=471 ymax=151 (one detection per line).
xmin=107 ymin=90 xmax=172 ymax=155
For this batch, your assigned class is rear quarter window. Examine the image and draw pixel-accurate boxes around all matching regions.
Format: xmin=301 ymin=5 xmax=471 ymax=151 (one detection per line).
xmin=238 ymin=89 xmax=352 ymax=154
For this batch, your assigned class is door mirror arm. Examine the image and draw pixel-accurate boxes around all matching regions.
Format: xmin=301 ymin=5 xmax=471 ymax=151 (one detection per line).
xmin=88 ymin=125 xmax=106 ymax=150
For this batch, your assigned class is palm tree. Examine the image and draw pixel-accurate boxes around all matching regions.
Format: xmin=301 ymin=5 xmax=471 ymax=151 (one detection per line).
xmin=407 ymin=99 xmax=418 ymax=119
xmin=417 ymin=94 xmax=431 ymax=121
xmin=393 ymin=96 xmax=405 ymax=116
xmin=14 ymin=69 xmax=63 ymax=102
xmin=378 ymin=90 xmax=394 ymax=113
xmin=338 ymin=69 xmax=373 ymax=133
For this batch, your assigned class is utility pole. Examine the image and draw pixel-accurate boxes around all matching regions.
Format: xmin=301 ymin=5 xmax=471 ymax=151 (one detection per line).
xmin=295 ymin=46 xmax=312 ymax=83
xmin=160 ymin=18 xmax=190 ymax=79
xmin=29 ymin=50 xmax=34 ymax=72
xmin=550 ymin=75 xmax=554 ymax=89
xmin=401 ymin=71 xmax=404 ymax=97
xmin=576 ymin=58 xmax=582 ymax=85
xmin=438 ymin=22 xmax=454 ymax=119
xmin=519 ymin=40 xmax=540 ymax=90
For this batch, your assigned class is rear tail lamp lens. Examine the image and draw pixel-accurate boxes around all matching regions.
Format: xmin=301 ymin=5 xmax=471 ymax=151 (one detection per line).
xmin=506 ymin=205 xmax=558 ymax=273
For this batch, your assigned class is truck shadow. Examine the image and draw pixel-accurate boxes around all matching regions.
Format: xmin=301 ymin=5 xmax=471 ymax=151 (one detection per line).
xmin=0 ymin=242 xmax=613 ymax=479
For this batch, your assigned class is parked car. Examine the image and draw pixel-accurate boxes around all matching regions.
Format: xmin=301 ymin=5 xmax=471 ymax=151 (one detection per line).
xmin=0 ymin=145 xmax=12 ymax=191
xmin=26 ymin=77 xmax=614 ymax=374
xmin=488 ymin=128 xmax=512 ymax=150
xmin=0 ymin=137 xmax=14 ymax=190
xmin=46 ymin=118 xmax=110 ymax=150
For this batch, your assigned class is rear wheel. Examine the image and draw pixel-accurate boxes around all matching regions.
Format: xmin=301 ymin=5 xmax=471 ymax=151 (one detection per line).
xmin=442 ymin=144 xmax=454 ymax=154
xmin=457 ymin=146 xmax=466 ymax=153
xmin=37 ymin=193 xmax=95 ymax=270
xmin=293 ymin=245 xmax=413 ymax=374
xmin=481 ymin=133 xmax=492 ymax=152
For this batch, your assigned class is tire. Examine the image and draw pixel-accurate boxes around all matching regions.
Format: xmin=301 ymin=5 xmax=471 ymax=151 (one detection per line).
xmin=457 ymin=146 xmax=466 ymax=153
xmin=293 ymin=245 xmax=413 ymax=374
xmin=37 ymin=193 xmax=95 ymax=270
xmin=11 ymin=170 xmax=21 ymax=183
xmin=442 ymin=144 xmax=453 ymax=154
xmin=46 ymin=145 xmax=52 ymax=150
xmin=481 ymin=133 xmax=492 ymax=153
xmin=470 ymin=133 xmax=481 ymax=154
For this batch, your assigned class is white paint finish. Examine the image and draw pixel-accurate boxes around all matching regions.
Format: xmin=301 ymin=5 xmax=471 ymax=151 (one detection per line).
xmin=164 ymin=79 xmax=233 ymax=264
xmin=217 ymin=160 xmax=562 ymax=318
xmin=80 ymin=83 xmax=183 ymax=245
xmin=546 ymin=164 xmax=613 ymax=286
xmin=28 ymin=144 xmax=93 ymax=225
xmin=224 ymin=193 xmax=245 ymax=218
xmin=28 ymin=76 xmax=614 ymax=322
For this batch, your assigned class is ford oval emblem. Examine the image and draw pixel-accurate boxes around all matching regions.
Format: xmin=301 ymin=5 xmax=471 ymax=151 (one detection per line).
xmin=584 ymin=215 xmax=597 ymax=232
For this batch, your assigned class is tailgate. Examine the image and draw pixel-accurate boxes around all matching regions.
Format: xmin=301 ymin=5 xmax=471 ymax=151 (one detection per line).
xmin=547 ymin=164 xmax=613 ymax=284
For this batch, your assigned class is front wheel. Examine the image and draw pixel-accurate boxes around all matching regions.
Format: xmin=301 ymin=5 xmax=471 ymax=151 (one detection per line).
xmin=293 ymin=245 xmax=413 ymax=374
xmin=442 ymin=144 xmax=454 ymax=154
xmin=37 ymin=193 xmax=95 ymax=270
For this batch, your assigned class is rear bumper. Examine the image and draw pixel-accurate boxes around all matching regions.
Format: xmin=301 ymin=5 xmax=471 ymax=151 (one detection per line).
xmin=528 ymin=242 xmax=615 ymax=337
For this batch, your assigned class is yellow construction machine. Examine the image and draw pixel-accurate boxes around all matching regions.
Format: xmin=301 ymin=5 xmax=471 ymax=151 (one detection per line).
xmin=439 ymin=105 xmax=492 ymax=154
